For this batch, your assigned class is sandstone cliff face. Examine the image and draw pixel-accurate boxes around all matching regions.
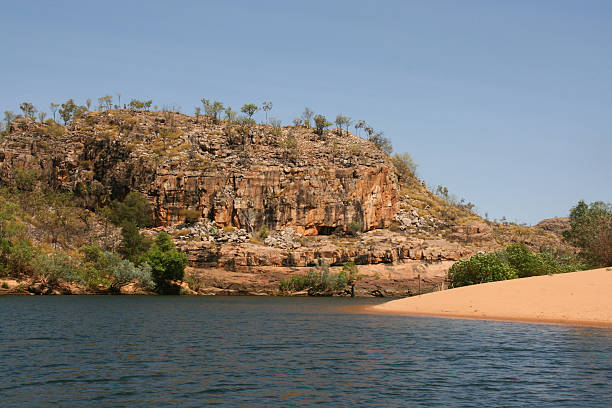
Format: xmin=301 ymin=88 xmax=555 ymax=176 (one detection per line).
xmin=0 ymin=112 xmax=398 ymax=235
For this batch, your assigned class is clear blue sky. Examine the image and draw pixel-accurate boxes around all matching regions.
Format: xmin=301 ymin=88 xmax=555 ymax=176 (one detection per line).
xmin=1 ymin=0 xmax=610 ymax=224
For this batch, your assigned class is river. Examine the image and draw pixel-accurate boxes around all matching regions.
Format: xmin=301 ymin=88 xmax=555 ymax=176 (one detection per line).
xmin=1 ymin=296 xmax=611 ymax=407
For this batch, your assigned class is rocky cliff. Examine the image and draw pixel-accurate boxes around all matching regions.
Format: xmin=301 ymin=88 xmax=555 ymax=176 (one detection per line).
xmin=0 ymin=111 xmax=397 ymax=235
xmin=0 ymin=111 xmax=569 ymax=296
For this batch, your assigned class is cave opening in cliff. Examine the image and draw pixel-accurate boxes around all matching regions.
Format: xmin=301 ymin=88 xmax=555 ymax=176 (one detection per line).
xmin=317 ymin=226 xmax=337 ymax=236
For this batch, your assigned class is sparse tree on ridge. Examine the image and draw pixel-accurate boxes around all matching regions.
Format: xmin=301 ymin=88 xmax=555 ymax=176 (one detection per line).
xmin=262 ymin=101 xmax=272 ymax=124
xmin=38 ymin=111 xmax=47 ymax=123
xmin=86 ymin=99 xmax=92 ymax=111
xmin=293 ymin=118 xmax=302 ymax=126
xmin=98 ymin=95 xmax=113 ymax=110
xmin=201 ymin=99 xmax=224 ymax=123
xmin=19 ymin=102 xmax=37 ymax=120
xmin=59 ymin=99 xmax=77 ymax=124
xmin=335 ymin=114 xmax=351 ymax=136
xmin=194 ymin=106 xmax=201 ymax=123
xmin=354 ymin=120 xmax=365 ymax=136
xmin=224 ymin=105 xmax=237 ymax=122
xmin=241 ymin=103 xmax=259 ymax=119
xmin=301 ymin=107 xmax=314 ymax=127
xmin=3 ymin=111 xmax=16 ymax=131
xmin=49 ymin=103 xmax=59 ymax=122
xmin=116 ymin=93 xmax=121 ymax=108
xmin=314 ymin=114 xmax=331 ymax=135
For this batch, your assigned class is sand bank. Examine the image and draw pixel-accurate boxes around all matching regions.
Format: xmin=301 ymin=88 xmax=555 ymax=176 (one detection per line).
xmin=370 ymin=268 xmax=612 ymax=327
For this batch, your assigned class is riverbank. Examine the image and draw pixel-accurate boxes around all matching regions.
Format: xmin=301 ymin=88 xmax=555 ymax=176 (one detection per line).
xmin=369 ymin=267 xmax=612 ymax=327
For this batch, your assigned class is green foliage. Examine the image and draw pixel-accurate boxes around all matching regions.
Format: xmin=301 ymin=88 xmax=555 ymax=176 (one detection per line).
xmin=19 ymin=102 xmax=37 ymax=119
xmin=140 ymin=232 xmax=187 ymax=292
xmin=448 ymin=252 xmax=518 ymax=288
xmin=98 ymin=95 xmax=114 ymax=110
xmin=241 ymin=103 xmax=259 ymax=118
xmin=563 ymin=200 xmax=612 ymax=266
xmin=32 ymin=252 xmax=83 ymax=285
xmin=179 ymin=208 xmax=200 ymax=225
xmin=128 ymin=99 xmax=152 ymax=111
xmin=105 ymin=251 xmax=154 ymax=292
xmin=11 ymin=168 xmax=39 ymax=192
xmin=4 ymin=110 xmax=17 ymax=131
xmin=104 ymin=192 xmax=153 ymax=228
xmin=314 ymin=114 xmax=331 ymax=135
xmin=392 ymin=153 xmax=418 ymax=180
xmin=59 ymin=99 xmax=77 ymax=124
xmin=449 ymin=243 xmax=589 ymax=288
xmin=201 ymin=99 xmax=224 ymax=122
xmin=279 ymin=261 xmax=360 ymax=294
xmin=348 ymin=220 xmax=363 ymax=235
xmin=256 ymin=225 xmax=269 ymax=240
xmin=335 ymin=114 xmax=351 ymax=136
xmin=79 ymin=245 xmax=153 ymax=291
xmin=118 ymin=221 xmax=152 ymax=262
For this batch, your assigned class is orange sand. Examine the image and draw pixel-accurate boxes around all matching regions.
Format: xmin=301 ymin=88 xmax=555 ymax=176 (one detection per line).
xmin=370 ymin=268 xmax=612 ymax=327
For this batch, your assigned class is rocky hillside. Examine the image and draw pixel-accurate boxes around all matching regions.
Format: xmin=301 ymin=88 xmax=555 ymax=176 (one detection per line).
xmin=0 ymin=111 xmax=570 ymax=296
xmin=0 ymin=111 xmax=397 ymax=235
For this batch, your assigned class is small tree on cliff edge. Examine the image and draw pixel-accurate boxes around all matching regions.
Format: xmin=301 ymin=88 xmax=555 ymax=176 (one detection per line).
xmin=241 ymin=103 xmax=259 ymax=120
xmin=314 ymin=114 xmax=331 ymax=135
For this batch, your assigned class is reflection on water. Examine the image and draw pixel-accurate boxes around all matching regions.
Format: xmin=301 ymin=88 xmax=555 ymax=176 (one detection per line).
xmin=1 ymin=296 xmax=611 ymax=407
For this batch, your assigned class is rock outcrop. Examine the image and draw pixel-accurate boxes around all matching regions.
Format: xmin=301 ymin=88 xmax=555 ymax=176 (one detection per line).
xmin=0 ymin=112 xmax=398 ymax=235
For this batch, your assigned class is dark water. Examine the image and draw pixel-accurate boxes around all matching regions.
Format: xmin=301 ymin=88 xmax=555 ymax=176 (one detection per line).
xmin=1 ymin=297 xmax=611 ymax=407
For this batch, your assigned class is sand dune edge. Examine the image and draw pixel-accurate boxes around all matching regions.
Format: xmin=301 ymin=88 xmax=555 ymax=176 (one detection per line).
xmin=368 ymin=268 xmax=612 ymax=327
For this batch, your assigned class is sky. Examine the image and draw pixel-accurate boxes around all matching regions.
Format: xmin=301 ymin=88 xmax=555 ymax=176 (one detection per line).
xmin=1 ymin=0 xmax=610 ymax=224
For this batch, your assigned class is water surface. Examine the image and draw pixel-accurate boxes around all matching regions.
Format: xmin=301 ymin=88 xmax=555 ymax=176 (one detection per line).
xmin=1 ymin=296 xmax=611 ymax=407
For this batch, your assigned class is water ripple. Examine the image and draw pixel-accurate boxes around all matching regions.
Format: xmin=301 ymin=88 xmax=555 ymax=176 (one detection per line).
xmin=1 ymin=296 xmax=611 ymax=407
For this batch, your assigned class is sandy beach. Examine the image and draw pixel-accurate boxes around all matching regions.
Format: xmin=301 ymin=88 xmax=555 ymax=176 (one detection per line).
xmin=370 ymin=268 xmax=612 ymax=327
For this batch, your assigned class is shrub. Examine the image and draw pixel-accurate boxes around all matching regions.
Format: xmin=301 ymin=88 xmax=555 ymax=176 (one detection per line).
xmin=104 ymin=252 xmax=154 ymax=292
xmin=12 ymin=168 xmax=39 ymax=192
xmin=257 ymin=225 xmax=269 ymax=239
xmin=140 ymin=232 xmax=187 ymax=293
xmin=32 ymin=252 xmax=83 ymax=286
xmin=448 ymin=253 xmax=518 ymax=288
xmin=392 ymin=153 xmax=418 ymax=180
xmin=314 ymin=115 xmax=331 ymax=135
xmin=179 ymin=208 xmax=200 ymax=225
xmin=347 ymin=220 xmax=363 ymax=236
xmin=279 ymin=261 xmax=360 ymax=294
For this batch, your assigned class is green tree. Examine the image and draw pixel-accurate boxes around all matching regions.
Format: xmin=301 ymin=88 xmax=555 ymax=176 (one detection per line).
xmin=194 ymin=106 xmax=201 ymax=123
xmin=564 ymin=200 xmax=612 ymax=266
xmin=392 ymin=153 xmax=418 ymax=180
xmin=141 ymin=232 xmax=187 ymax=292
xmin=314 ymin=114 xmax=331 ymax=135
xmin=335 ymin=114 xmax=349 ymax=135
xmin=105 ymin=192 xmax=153 ymax=228
xmin=118 ymin=221 xmax=152 ymax=262
xmin=241 ymin=103 xmax=259 ymax=119
xmin=3 ymin=111 xmax=16 ymax=131
xmin=59 ymin=99 xmax=77 ymax=125
xmin=19 ymin=102 xmax=37 ymax=120
xmin=201 ymin=99 xmax=224 ymax=123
